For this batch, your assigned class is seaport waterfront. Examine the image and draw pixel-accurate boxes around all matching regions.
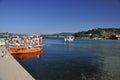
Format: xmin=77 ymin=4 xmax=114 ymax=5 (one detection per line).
xmin=15 ymin=38 xmax=120 ymax=80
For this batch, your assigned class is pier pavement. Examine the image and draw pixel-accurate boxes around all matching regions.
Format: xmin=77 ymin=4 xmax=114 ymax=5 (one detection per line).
xmin=0 ymin=46 xmax=35 ymax=80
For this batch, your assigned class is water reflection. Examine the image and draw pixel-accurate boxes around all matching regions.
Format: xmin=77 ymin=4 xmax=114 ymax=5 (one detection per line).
xmin=12 ymin=51 xmax=42 ymax=60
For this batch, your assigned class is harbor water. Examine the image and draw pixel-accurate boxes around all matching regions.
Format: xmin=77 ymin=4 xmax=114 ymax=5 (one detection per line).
xmin=13 ymin=38 xmax=120 ymax=80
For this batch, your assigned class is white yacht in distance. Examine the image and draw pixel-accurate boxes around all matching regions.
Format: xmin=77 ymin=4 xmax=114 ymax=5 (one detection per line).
xmin=64 ymin=36 xmax=74 ymax=42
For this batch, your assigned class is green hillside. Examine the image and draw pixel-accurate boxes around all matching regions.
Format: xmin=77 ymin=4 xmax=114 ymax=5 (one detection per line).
xmin=74 ymin=28 xmax=120 ymax=39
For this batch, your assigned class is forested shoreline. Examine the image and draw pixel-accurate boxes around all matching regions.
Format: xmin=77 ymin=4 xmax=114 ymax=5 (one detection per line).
xmin=74 ymin=28 xmax=120 ymax=39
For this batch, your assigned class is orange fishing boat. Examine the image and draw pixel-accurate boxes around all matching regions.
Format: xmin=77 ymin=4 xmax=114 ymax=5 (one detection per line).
xmin=8 ymin=34 xmax=43 ymax=54
xmin=8 ymin=45 xmax=43 ymax=54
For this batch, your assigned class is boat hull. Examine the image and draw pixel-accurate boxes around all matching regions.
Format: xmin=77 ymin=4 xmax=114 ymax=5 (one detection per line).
xmin=8 ymin=45 xmax=42 ymax=54
xmin=12 ymin=51 xmax=42 ymax=60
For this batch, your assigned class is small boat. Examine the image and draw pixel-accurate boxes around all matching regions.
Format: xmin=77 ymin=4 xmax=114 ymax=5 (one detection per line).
xmin=64 ymin=36 xmax=74 ymax=42
xmin=8 ymin=34 xmax=43 ymax=54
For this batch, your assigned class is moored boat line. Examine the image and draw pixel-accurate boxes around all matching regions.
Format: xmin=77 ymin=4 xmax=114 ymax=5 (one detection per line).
xmin=3 ymin=34 xmax=43 ymax=54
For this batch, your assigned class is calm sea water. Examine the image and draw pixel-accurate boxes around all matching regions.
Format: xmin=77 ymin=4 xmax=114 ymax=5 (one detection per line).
xmin=15 ymin=38 xmax=120 ymax=80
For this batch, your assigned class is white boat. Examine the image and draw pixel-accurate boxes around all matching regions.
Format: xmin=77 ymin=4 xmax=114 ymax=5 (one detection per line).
xmin=64 ymin=36 xmax=74 ymax=42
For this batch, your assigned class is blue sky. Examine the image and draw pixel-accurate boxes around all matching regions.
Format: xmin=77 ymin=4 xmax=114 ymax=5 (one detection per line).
xmin=0 ymin=0 xmax=120 ymax=34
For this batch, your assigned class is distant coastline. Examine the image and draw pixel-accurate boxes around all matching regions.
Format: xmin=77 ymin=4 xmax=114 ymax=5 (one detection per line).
xmin=1 ymin=28 xmax=120 ymax=40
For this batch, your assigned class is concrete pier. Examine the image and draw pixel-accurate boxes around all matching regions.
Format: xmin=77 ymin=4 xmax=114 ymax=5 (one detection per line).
xmin=0 ymin=46 xmax=35 ymax=80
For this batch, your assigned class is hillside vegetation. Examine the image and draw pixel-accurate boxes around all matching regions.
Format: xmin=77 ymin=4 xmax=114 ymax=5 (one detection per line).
xmin=74 ymin=28 xmax=120 ymax=39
